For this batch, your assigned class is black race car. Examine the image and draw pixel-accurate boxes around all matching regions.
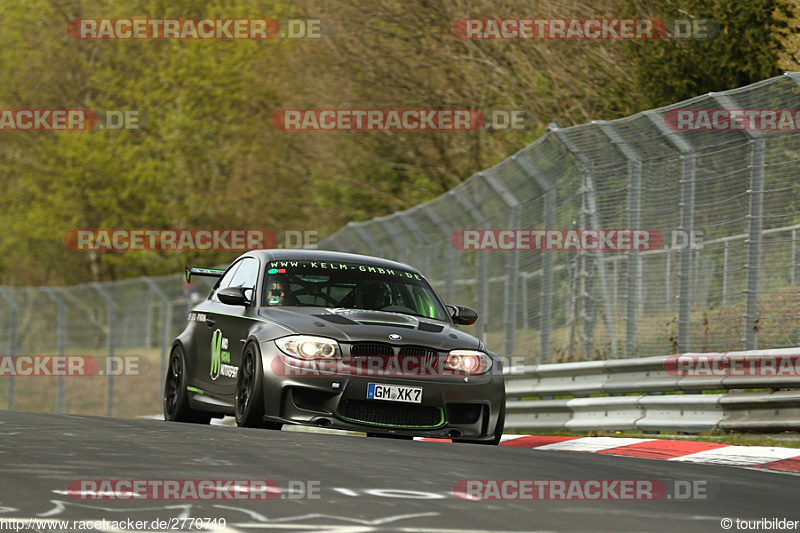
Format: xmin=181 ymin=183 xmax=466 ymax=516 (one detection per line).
xmin=163 ymin=249 xmax=505 ymax=444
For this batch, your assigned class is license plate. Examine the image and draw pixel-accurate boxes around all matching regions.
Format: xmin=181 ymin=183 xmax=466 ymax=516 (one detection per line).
xmin=367 ymin=383 xmax=422 ymax=403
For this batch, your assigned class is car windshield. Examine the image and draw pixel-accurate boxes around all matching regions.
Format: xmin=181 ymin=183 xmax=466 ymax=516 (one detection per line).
xmin=263 ymin=260 xmax=448 ymax=321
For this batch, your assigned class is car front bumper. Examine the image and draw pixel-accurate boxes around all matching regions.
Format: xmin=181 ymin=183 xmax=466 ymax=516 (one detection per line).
xmin=259 ymin=344 xmax=505 ymax=440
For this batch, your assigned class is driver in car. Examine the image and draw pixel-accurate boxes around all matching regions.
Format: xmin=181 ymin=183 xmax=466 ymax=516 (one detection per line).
xmin=360 ymin=281 xmax=391 ymax=310
xmin=268 ymin=279 xmax=298 ymax=306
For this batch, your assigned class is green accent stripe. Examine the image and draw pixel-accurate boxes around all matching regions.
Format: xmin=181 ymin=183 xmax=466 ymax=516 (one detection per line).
xmin=337 ymin=406 xmax=445 ymax=429
xmin=207 ymin=310 xmax=296 ymax=334
xmin=186 ymin=386 xmax=205 ymax=394
xmin=356 ymin=320 xmax=413 ymax=326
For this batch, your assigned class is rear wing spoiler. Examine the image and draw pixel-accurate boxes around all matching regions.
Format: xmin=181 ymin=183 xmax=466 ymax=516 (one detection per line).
xmin=185 ymin=266 xmax=225 ymax=283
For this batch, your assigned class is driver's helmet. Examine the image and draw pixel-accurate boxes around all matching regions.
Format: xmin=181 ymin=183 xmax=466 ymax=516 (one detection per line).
xmin=358 ymin=281 xmax=391 ymax=310
xmin=267 ymin=277 xmax=297 ymax=306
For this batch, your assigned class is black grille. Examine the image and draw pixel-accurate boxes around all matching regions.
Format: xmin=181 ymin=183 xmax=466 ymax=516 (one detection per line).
xmin=399 ymin=346 xmax=438 ymax=356
xmin=349 ymin=343 xmax=441 ymax=356
xmin=347 ymin=344 xmax=443 ymax=374
xmin=337 ymin=400 xmax=445 ymax=428
xmin=350 ymin=343 xmax=394 ymax=356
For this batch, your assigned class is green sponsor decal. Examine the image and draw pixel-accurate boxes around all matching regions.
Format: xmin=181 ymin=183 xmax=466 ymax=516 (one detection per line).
xmin=210 ymin=329 xmax=231 ymax=380
xmin=210 ymin=329 xmax=222 ymax=380
xmin=186 ymin=386 xmax=205 ymax=394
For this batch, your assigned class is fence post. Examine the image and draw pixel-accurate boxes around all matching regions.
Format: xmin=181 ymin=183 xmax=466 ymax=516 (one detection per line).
xmin=319 ymin=234 xmax=346 ymax=252
xmin=666 ymin=251 xmax=672 ymax=312
xmin=422 ymin=204 xmax=455 ymax=303
xmin=723 ymin=241 xmax=730 ymax=306
xmin=91 ymin=283 xmax=116 ymax=417
xmin=480 ymin=170 xmax=520 ymax=360
xmin=743 ymin=138 xmax=765 ymax=349
xmin=711 ymin=93 xmax=765 ymax=350
xmin=448 ymin=189 xmax=490 ymax=343
xmin=512 ymin=154 xmax=556 ymax=364
xmin=646 ymin=110 xmax=695 ymax=352
xmin=579 ymin=180 xmax=595 ymax=360
xmin=791 ymin=229 xmax=797 ymax=285
xmin=378 ymin=215 xmax=411 ymax=265
xmin=553 ymin=130 xmax=618 ymax=358
xmin=324 ymin=223 xmax=364 ymax=254
xmin=144 ymin=289 xmax=154 ymax=348
xmin=598 ymin=122 xmax=643 ymax=358
xmin=0 ymin=288 xmax=18 ymax=410
xmin=398 ymin=212 xmax=432 ymax=280
xmin=142 ymin=277 xmax=170 ymax=399
xmin=42 ymin=288 xmax=67 ymax=414
xmin=351 ymin=223 xmax=381 ymax=258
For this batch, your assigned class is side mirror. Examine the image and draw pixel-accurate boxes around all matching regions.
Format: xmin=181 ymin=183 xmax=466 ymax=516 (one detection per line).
xmin=218 ymin=286 xmax=250 ymax=306
xmin=448 ymin=305 xmax=478 ymax=325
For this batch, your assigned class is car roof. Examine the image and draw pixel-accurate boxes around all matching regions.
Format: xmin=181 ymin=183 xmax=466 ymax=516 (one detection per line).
xmin=246 ymin=249 xmax=421 ymax=274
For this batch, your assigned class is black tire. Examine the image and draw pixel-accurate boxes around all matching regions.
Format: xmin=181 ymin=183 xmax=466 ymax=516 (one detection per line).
xmin=235 ymin=342 xmax=282 ymax=430
xmin=163 ymin=345 xmax=211 ymax=424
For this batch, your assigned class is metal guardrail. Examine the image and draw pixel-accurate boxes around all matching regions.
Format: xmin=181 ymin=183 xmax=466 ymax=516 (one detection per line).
xmin=504 ymin=348 xmax=800 ymax=433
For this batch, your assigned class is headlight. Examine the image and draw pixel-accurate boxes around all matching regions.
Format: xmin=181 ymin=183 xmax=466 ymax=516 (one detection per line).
xmin=275 ymin=336 xmax=340 ymax=360
xmin=445 ymin=350 xmax=492 ymax=375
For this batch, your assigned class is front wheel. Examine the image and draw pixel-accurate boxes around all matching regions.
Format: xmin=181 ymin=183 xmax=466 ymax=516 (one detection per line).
xmin=163 ymin=345 xmax=211 ymax=424
xmin=235 ymin=342 xmax=282 ymax=430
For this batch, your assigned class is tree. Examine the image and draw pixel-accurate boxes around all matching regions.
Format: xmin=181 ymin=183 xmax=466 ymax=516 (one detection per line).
xmin=622 ymin=0 xmax=792 ymax=109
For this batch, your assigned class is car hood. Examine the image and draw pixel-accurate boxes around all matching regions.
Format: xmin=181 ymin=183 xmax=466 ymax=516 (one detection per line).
xmin=258 ymin=307 xmax=480 ymax=351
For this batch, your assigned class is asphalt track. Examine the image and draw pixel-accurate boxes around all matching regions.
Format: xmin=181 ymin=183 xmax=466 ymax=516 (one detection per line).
xmin=1 ymin=411 xmax=798 ymax=532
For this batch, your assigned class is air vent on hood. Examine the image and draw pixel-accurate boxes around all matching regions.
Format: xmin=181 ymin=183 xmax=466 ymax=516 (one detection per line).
xmin=417 ymin=322 xmax=444 ymax=333
xmin=358 ymin=320 xmax=416 ymax=328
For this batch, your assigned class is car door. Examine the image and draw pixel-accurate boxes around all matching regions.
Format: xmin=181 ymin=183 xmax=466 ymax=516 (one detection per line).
xmin=210 ymin=256 xmax=261 ymax=397
xmin=191 ymin=260 xmax=243 ymax=394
